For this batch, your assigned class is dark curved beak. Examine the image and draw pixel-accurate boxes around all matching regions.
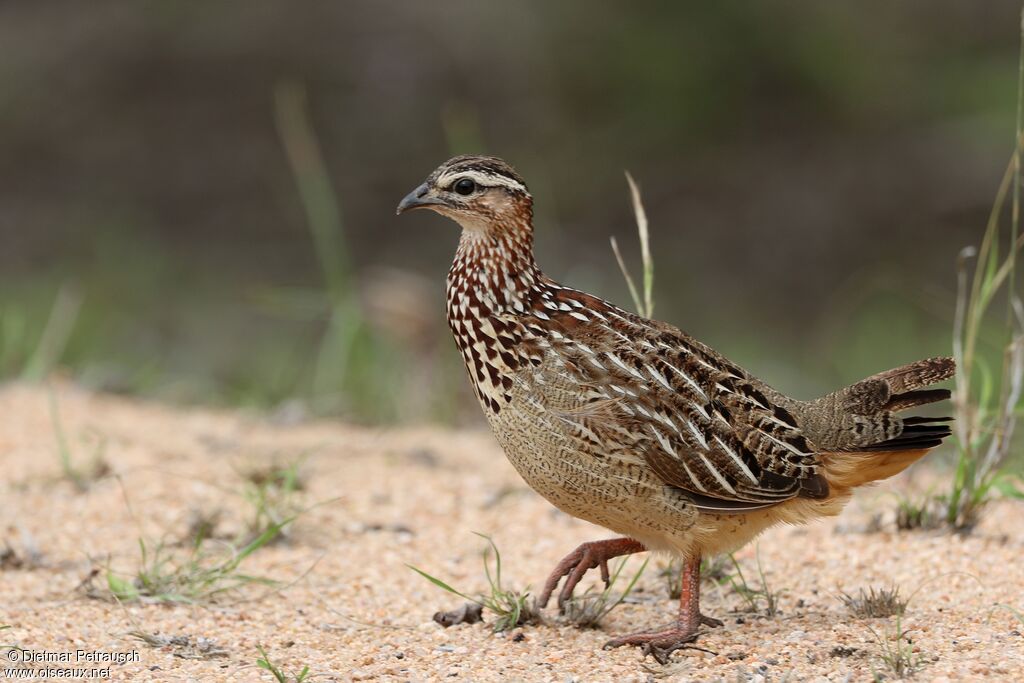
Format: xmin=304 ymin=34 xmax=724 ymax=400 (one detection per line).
xmin=396 ymin=182 xmax=444 ymax=215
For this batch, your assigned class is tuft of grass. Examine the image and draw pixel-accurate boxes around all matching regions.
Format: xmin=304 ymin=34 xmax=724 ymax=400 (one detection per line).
xmin=610 ymin=171 xmax=655 ymax=318
xmin=868 ymin=614 xmax=922 ymax=680
xmin=48 ymin=387 xmax=110 ymax=491
xmin=92 ymin=522 xmax=286 ymax=604
xmin=563 ymin=556 xmax=648 ymax=629
xmin=724 ymin=549 xmax=783 ymax=617
xmin=894 ymin=494 xmax=943 ymax=532
xmin=239 ymin=459 xmax=307 ymax=545
xmin=408 ymin=533 xmax=539 ymax=633
xmin=840 ymin=585 xmax=908 ymax=619
xmin=183 ymin=507 xmax=223 ymax=546
xmin=256 ymin=645 xmax=310 ymax=683
xmin=943 ymin=15 xmax=1024 ymax=531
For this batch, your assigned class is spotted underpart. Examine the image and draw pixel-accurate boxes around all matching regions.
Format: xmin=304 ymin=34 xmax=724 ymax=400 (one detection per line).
xmin=414 ymin=154 xmax=954 ymax=553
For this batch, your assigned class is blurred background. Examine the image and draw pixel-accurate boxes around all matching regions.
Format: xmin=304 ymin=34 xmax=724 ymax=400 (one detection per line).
xmin=1 ymin=0 xmax=1020 ymax=425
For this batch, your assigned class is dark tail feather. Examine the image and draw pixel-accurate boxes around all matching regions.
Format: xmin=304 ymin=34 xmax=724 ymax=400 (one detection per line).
xmin=863 ymin=416 xmax=953 ymax=452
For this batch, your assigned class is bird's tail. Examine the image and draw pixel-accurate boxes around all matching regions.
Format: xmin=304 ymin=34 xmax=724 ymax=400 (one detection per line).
xmin=805 ymin=357 xmax=955 ymax=490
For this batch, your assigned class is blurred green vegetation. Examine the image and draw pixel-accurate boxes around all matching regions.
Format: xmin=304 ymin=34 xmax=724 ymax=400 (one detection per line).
xmin=1 ymin=1 xmax=1022 ymax=427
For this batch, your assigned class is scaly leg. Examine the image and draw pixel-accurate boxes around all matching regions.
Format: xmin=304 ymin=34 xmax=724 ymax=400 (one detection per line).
xmin=537 ymin=538 xmax=645 ymax=611
xmin=605 ymin=554 xmax=722 ymax=662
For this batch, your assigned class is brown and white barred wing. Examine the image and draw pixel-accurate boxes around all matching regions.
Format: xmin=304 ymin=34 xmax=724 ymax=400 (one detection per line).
xmin=526 ymin=286 xmax=829 ymax=510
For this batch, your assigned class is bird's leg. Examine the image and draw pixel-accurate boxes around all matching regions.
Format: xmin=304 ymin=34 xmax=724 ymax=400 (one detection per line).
xmin=604 ymin=553 xmax=721 ymax=661
xmin=537 ymin=537 xmax=646 ymax=612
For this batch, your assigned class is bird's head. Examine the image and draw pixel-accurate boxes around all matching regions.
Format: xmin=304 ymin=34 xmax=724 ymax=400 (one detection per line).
xmin=396 ymin=155 xmax=532 ymax=235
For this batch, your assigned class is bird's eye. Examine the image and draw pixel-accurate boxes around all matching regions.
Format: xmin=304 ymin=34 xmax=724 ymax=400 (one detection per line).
xmin=453 ymin=178 xmax=476 ymax=195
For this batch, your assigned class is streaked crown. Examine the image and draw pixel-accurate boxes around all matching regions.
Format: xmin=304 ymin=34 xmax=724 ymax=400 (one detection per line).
xmin=429 ymin=155 xmax=529 ymax=196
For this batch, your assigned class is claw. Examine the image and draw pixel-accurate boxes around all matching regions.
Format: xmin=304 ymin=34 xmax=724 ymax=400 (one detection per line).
xmin=603 ymin=625 xmax=702 ymax=664
xmin=700 ymin=614 xmax=724 ymax=628
xmin=599 ymin=559 xmax=610 ymax=588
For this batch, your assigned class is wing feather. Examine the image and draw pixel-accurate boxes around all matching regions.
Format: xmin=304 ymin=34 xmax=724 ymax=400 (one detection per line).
xmin=528 ymin=291 xmax=828 ymax=510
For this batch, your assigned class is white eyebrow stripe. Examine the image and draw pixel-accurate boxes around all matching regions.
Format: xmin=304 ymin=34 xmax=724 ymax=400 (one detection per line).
xmin=437 ymin=169 xmax=527 ymax=193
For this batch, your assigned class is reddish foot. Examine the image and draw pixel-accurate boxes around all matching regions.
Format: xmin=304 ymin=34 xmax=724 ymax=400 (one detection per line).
xmin=537 ymin=538 xmax=645 ymax=611
xmin=603 ymin=554 xmax=722 ymax=662
xmin=603 ymin=614 xmax=723 ymax=662
xmin=603 ymin=625 xmax=700 ymax=663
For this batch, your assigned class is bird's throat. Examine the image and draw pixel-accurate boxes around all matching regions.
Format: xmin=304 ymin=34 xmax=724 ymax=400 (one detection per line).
xmin=448 ymin=222 xmax=541 ymax=317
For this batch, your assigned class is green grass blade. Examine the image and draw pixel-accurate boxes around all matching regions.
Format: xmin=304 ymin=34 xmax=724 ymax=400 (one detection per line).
xmin=624 ymin=171 xmax=654 ymax=318
xmin=609 ymin=236 xmax=643 ymax=314
xmin=406 ymin=564 xmax=478 ymax=604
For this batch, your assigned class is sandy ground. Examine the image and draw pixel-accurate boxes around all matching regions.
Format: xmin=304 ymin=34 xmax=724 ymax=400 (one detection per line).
xmin=0 ymin=383 xmax=1022 ymax=682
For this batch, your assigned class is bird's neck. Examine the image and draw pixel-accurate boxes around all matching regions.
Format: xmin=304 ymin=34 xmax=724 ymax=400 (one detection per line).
xmin=446 ymin=220 xmax=542 ymax=317
xmin=445 ymin=218 xmax=544 ymax=414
